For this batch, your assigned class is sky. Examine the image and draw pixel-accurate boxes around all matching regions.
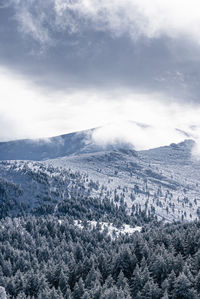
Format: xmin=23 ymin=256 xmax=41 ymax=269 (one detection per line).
xmin=1 ymin=0 xmax=200 ymax=149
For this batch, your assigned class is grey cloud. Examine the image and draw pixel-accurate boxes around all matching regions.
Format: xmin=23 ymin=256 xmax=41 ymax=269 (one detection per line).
xmin=1 ymin=1 xmax=200 ymax=103
xmin=9 ymin=0 xmax=200 ymax=46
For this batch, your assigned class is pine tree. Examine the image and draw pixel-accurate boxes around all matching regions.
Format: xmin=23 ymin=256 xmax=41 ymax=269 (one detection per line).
xmin=73 ymin=278 xmax=85 ymax=299
xmin=88 ymin=279 xmax=102 ymax=299
xmin=85 ymin=265 xmax=102 ymax=290
xmin=65 ymin=287 xmax=73 ymax=299
xmin=173 ymin=272 xmax=196 ymax=299
xmin=116 ymin=270 xmax=131 ymax=298
xmin=13 ymin=271 xmax=24 ymax=296
xmin=151 ymin=255 xmax=167 ymax=284
xmin=141 ymin=280 xmax=162 ymax=299
xmin=183 ymin=263 xmax=194 ymax=284
xmin=59 ymin=270 xmax=69 ymax=295
xmin=117 ymin=271 xmax=128 ymax=290
xmin=130 ymin=265 xmax=143 ymax=297
xmin=25 ymin=271 xmax=41 ymax=297
xmin=167 ymin=270 xmax=176 ymax=298
xmin=98 ymin=252 xmax=110 ymax=281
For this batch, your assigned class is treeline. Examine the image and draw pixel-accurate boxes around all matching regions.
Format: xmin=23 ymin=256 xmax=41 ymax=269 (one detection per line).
xmin=0 ymin=216 xmax=200 ymax=298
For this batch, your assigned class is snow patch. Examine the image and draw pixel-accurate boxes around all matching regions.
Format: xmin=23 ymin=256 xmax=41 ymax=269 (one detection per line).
xmin=74 ymin=220 xmax=142 ymax=237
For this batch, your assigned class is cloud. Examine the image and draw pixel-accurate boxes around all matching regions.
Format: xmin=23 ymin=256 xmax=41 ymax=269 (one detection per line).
xmin=8 ymin=0 xmax=200 ymax=45
xmin=53 ymin=0 xmax=200 ymax=44
xmin=2 ymin=66 xmax=200 ymax=152
xmin=91 ymin=106 xmax=200 ymax=151
xmin=91 ymin=122 xmax=183 ymax=150
xmin=2 ymin=0 xmax=200 ymax=104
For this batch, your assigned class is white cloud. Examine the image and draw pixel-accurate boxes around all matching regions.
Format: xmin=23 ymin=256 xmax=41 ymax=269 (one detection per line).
xmin=0 ymin=68 xmax=50 ymax=140
xmin=91 ymin=122 xmax=183 ymax=151
xmin=67 ymin=0 xmax=200 ymax=43
xmin=91 ymin=102 xmax=200 ymax=150
xmin=1 ymin=66 xmax=200 ymax=151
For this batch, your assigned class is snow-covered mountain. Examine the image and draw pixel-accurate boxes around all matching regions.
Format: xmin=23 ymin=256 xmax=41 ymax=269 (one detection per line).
xmin=0 ymin=129 xmax=200 ymax=223
xmin=0 ymin=127 xmax=134 ymax=161
xmin=44 ymin=139 xmax=200 ymax=222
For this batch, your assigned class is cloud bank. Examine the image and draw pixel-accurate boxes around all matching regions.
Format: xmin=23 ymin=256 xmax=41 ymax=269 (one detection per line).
xmin=1 ymin=67 xmax=200 ymax=151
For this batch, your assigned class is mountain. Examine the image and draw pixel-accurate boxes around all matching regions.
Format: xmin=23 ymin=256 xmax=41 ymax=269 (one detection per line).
xmin=41 ymin=138 xmax=199 ymax=223
xmin=0 ymin=131 xmax=199 ymax=223
xmin=0 ymin=128 xmax=134 ymax=161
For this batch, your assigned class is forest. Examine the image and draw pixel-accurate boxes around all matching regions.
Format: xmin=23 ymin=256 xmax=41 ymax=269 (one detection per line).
xmin=0 ymin=215 xmax=200 ymax=298
xmin=1 ymin=161 xmax=200 ymax=298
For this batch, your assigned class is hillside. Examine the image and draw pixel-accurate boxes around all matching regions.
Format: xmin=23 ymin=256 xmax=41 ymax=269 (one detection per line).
xmin=45 ymin=139 xmax=200 ymax=223
xmin=1 ymin=133 xmax=200 ymax=298
xmin=0 ymin=135 xmax=199 ymax=223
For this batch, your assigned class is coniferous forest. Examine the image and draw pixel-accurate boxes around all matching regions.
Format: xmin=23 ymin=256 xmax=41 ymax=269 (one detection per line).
xmin=1 ymin=214 xmax=200 ymax=298
xmin=1 ymin=159 xmax=200 ymax=298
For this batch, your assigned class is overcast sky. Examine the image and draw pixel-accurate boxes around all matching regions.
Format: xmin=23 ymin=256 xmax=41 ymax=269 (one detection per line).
xmin=1 ymin=0 xmax=200 ymax=149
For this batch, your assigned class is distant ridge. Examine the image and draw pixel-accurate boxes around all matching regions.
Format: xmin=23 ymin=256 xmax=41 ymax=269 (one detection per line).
xmin=0 ymin=129 xmax=95 ymax=160
xmin=0 ymin=128 xmax=133 ymax=161
xmin=0 ymin=120 xmax=195 ymax=161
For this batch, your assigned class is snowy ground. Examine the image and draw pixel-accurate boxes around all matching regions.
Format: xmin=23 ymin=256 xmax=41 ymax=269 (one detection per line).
xmin=73 ymin=220 xmax=142 ymax=238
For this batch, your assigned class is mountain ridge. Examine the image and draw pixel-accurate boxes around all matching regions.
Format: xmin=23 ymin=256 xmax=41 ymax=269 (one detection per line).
xmin=0 ymin=127 xmax=137 ymax=161
xmin=0 ymin=125 xmax=195 ymax=161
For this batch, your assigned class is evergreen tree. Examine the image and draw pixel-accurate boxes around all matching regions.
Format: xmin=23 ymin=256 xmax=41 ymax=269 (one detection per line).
xmin=130 ymin=265 xmax=143 ymax=297
xmin=167 ymin=270 xmax=176 ymax=298
xmin=59 ymin=270 xmax=69 ymax=295
xmin=73 ymin=278 xmax=85 ymax=299
xmin=141 ymin=280 xmax=162 ymax=299
xmin=173 ymin=272 xmax=196 ymax=299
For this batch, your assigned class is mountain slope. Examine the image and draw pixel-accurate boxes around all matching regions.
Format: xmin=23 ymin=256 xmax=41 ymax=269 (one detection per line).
xmin=44 ymin=139 xmax=200 ymax=222
xmin=0 ymin=160 xmax=135 ymax=226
